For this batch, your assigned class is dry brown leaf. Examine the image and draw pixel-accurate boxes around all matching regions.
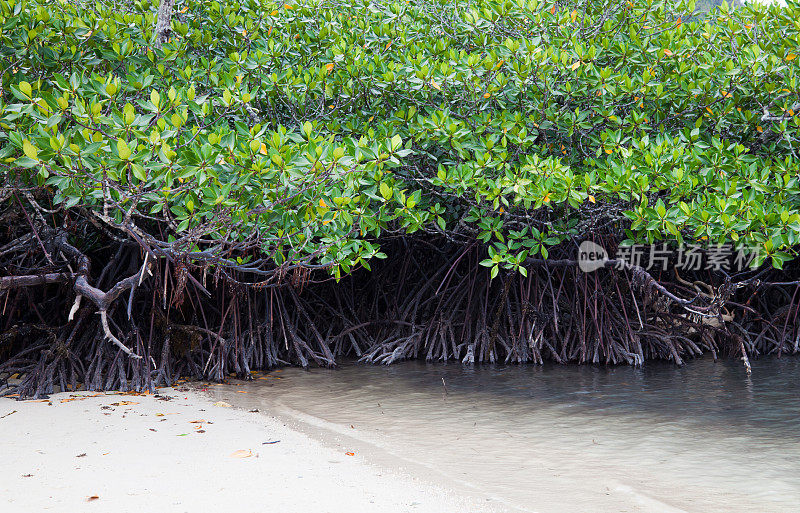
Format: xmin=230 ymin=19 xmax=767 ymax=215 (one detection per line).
xmin=87 ymin=495 xmax=99 ymax=502
xmin=189 ymin=420 xmax=206 ymax=424
xmin=109 ymin=401 xmax=138 ymax=406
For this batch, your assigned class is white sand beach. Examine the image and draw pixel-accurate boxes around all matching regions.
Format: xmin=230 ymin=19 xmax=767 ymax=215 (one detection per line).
xmin=0 ymin=388 xmax=499 ymax=513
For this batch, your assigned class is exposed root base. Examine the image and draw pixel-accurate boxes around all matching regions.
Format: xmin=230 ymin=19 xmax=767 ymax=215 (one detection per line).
xmin=2 ymin=237 xmax=799 ymax=399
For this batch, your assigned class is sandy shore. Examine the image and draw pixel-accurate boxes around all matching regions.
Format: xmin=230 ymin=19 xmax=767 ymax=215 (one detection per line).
xmin=0 ymin=388 xmax=499 ymax=513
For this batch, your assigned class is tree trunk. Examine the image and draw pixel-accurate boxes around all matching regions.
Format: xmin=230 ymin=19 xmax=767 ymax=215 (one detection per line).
xmin=154 ymin=0 xmax=175 ymax=49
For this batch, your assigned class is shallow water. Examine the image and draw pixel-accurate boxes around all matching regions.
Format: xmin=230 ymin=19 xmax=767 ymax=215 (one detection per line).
xmin=210 ymin=357 xmax=800 ymax=512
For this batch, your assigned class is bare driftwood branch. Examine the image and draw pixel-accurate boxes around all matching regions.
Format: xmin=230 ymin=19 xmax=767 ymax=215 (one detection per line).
xmin=68 ymin=294 xmax=82 ymax=321
xmin=0 ymin=230 xmax=152 ymax=358
xmin=0 ymin=273 xmax=68 ymax=290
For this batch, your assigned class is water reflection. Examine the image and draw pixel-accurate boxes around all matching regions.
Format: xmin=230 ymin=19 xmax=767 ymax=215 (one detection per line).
xmin=210 ymin=357 xmax=800 ymax=513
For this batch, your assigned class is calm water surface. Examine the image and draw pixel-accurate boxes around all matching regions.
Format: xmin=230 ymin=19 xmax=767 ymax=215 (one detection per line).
xmin=211 ymin=357 xmax=800 ymax=513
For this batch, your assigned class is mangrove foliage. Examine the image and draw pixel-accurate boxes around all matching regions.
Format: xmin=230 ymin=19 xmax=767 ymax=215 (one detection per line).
xmin=1 ymin=0 xmax=800 ymax=397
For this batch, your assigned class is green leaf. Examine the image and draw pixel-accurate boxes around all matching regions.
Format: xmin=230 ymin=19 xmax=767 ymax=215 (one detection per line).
xmin=22 ymin=140 xmax=38 ymax=161
xmin=15 ymin=157 xmax=39 ymax=168
xmin=118 ymin=140 xmax=132 ymax=160
xmin=390 ymin=134 xmax=403 ymax=151
xmin=131 ymin=163 xmax=146 ymax=181
xmin=380 ymin=182 xmax=392 ymax=201
xmin=19 ymin=81 xmax=32 ymax=98
xmin=656 ymin=200 xmax=666 ymax=218
xmin=123 ymin=103 xmax=135 ymax=125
